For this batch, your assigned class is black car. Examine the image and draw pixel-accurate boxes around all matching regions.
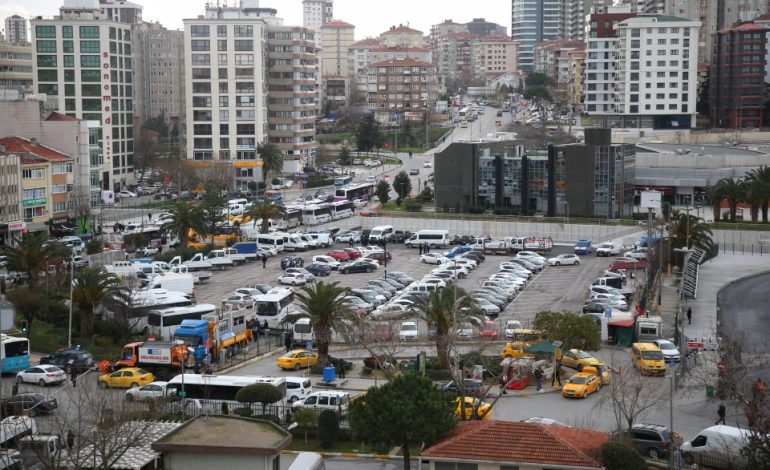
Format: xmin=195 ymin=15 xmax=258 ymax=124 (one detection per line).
xmin=390 ymin=231 xmax=412 ymax=243
xmin=39 ymin=348 xmax=95 ymax=373
xmin=280 ymin=256 xmax=304 ymax=269
xmin=0 ymin=393 xmax=58 ymax=417
xmin=583 ymin=302 xmax=607 ymax=314
xmin=611 ymin=423 xmax=682 ymax=460
xmin=450 ymin=235 xmax=476 ymax=246
xmin=441 ymin=379 xmax=485 ymax=398
xmin=304 ymin=262 xmax=332 ymax=277
xmin=360 ymin=230 xmax=371 ymax=245
xmin=340 ymin=260 xmax=376 ymax=274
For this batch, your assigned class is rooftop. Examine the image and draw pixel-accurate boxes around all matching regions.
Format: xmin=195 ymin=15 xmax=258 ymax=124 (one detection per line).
xmin=45 ymin=112 xmax=80 ymax=122
xmin=0 ymin=136 xmax=73 ymax=164
xmin=322 ymin=20 xmax=354 ymax=29
xmin=383 ymin=24 xmax=423 ymax=35
xmin=350 ymin=38 xmax=381 ymax=48
xmin=369 ymin=58 xmax=433 ymax=67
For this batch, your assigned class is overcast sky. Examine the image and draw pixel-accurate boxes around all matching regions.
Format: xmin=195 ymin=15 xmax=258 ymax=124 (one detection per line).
xmin=2 ymin=0 xmax=510 ymax=39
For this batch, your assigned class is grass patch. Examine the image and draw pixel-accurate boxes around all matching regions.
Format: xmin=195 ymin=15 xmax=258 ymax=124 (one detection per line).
xmin=709 ymin=221 xmax=770 ymax=231
xmin=287 ymin=438 xmax=363 ymax=454
xmin=29 ymin=320 xmax=126 ymax=360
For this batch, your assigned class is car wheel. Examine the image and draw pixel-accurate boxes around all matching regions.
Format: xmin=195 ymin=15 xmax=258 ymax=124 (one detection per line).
xmin=555 ymin=261 xmax=561 ymax=266
xmin=342 ymin=269 xmax=348 ymax=274
xmin=38 ymin=379 xmax=46 ymax=387
xmin=98 ymin=380 xmax=108 ymax=388
xmin=575 ymin=260 xmax=580 ymax=265
xmin=682 ymin=453 xmax=694 ymax=465
xmin=577 ymin=364 xmax=583 ymax=371
xmin=290 ymin=396 xmax=299 ymax=403
xmin=130 ymin=382 xmax=139 ymax=389
xmin=294 ymin=363 xmax=301 ymax=371
xmin=421 ymin=259 xmax=426 ymax=263
xmin=126 ymin=394 xmax=135 ymax=401
xmin=647 ymin=448 xmax=661 ymax=460
xmin=16 ymin=376 xmax=23 ymax=384
xmin=367 ymin=267 xmax=373 ymax=273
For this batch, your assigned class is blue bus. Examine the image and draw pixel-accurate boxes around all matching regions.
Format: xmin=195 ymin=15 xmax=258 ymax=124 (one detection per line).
xmin=1 ymin=334 xmax=30 ymax=373
xmin=334 ymin=175 xmax=353 ymax=188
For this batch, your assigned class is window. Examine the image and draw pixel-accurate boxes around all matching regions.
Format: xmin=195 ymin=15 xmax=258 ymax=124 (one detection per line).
xmin=79 ymin=26 xmax=99 ymax=38
xmin=38 ymin=84 xmax=58 ymax=95
xmin=81 ymin=84 xmax=101 ymax=96
xmin=37 ymin=69 xmax=57 ymax=82
xmin=36 ymin=41 xmax=56 ymax=53
xmin=234 ymin=40 xmax=253 ymax=51
xmin=236 ymin=82 xmax=254 ymax=93
xmin=81 ymin=69 xmax=100 ymax=82
xmin=193 ymin=96 xmax=212 ymax=107
xmin=218 ymin=39 xmax=227 ymax=51
xmin=191 ymin=40 xmax=210 ymax=51
xmin=80 ymin=55 xmax=100 ymax=67
xmin=37 ymin=55 xmax=56 ymax=67
xmin=217 ymin=25 xmax=227 ymax=37
xmin=234 ymin=25 xmax=253 ymax=37
xmin=80 ymin=40 xmax=100 ymax=53
xmin=192 ymin=68 xmax=211 ymax=80
xmin=22 ymin=169 xmax=45 ymax=180
xmin=219 ymin=96 xmax=229 ymax=107
xmin=62 ymin=40 xmax=74 ymax=53
xmin=190 ymin=25 xmax=210 ymax=37
xmin=219 ymin=68 xmax=228 ymax=79
xmin=193 ymin=82 xmax=211 ymax=93
xmin=219 ymin=82 xmax=228 ymax=93
xmin=191 ymin=54 xmax=210 ymax=65
xmin=235 ymin=54 xmax=254 ymax=65
xmin=237 ymin=96 xmax=255 ymax=107
xmin=62 ymin=26 xmax=72 ymax=38
xmin=52 ymin=184 xmax=68 ymax=194
xmin=218 ymin=54 xmax=227 ymax=65
xmin=35 ymin=26 xmax=56 ymax=38
xmin=64 ymin=70 xmax=74 ymax=82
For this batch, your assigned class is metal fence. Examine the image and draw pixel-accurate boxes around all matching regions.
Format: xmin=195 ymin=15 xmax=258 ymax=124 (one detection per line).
xmin=209 ymin=331 xmax=285 ymax=373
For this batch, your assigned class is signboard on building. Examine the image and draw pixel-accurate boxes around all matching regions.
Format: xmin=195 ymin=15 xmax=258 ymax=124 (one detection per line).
xmin=640 ymin=191 xmax=661 ymax=210
xmin=7 ymin=221 xmax=26 ymax=231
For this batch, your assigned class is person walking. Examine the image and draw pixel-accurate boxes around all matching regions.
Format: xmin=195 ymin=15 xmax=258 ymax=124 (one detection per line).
xmin=500 ymin=372 xmax=508 ymax=395
xmin=261 ymin=254 xmax=267 ymax=269
xmin=66 ymin=429 xmax=75 ymax=450
xmin=687 ymin=307 xmax=692 ymax=325
xmin=70 ymin=367 xmax=78 ymax=388
xmin=418 ymin=243 xmax=423 ymax=255
xmin=349 ymin=238 xmax=354 ymax=248
xmin=147 ymin=212 xmax=152 ymax=222
xmin=284 ymin=333 xmax=292 ymax=352
xmin=552 ymin=363 xmax=562 ymax=387
xmin=534 ymin=366 xmax=543 ymax=392
xmin=716 ymin=402 xmax=726 ymax=425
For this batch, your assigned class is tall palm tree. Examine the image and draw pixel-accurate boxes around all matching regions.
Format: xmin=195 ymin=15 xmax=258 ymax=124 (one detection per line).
xmin=257 ymin=142 xmax=283 ymax=198
xmin=2 ymin=233 xmax=68 ymax=290
xmin=715 ymin=178 xmax=745 ymax=222
xmin=411 ymin=285 xmax=480 ymax=370
xmin=72 ymin=267 xmax=123 ymax=338
xmin=245 ymin=201 xmax=287 ymax=234
xmin=668 ymin=210 xmax=716 ymax=262
xmin=747 ymin=166 xmax=770 ymax=223
xmin=742 ymin=176 xmax=765 ymax=223
xmin=161 ymin=200 xmax=206 ymax=248
xmin=705 ymin=184 xmax=724 ymax=223
xmin=293 ymin=281 xmax=350 ymax=365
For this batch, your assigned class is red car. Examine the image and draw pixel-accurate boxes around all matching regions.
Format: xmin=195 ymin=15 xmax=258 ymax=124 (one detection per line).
xmin=365 ymin=251 xmax=392 ymax=264
xmin=343 ymin=248 xmax=362 ymax=259
xmin=326 ymin=250 xmax=350 ymax=262
xmin=479 ymin=321 xmax=500 ymax=341
xmin=609 ymin=257 xmax=649 ymax=271
xmin=373 ymin=322 xmax=393 ymax=341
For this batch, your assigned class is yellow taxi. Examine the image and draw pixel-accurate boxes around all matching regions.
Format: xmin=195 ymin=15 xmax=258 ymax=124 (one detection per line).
xmin=454 ymin=397 xmax=492 ymax=420
xmin=501 ymin=341 xmax=529 ymax=359
xmin=276 ymin=349 xmax=319 ymax=371
xmin=582 ymin=364 xmax=611 ymax=385
xmin=561 ymin=349 xmax=604 ymax=371
xmin=98 ymin=367 xmax=155 ymax=389
xmin=561 ymin=372 xmax=601 ymax=399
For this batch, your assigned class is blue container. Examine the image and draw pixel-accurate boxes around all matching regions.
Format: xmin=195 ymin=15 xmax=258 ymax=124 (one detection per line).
xmin=322 ymin=366 xmax=336 ymax=382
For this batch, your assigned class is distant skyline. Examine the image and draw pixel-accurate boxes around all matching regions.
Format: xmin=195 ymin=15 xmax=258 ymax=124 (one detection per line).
xmin=1 ymin=0 xmax=510 ymax=39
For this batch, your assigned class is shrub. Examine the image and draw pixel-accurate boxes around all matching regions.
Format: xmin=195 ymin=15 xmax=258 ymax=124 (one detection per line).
xmin=236 ymin=383 xmax=283 ymax=414
xmin=406 ymin=203 xmax=422 ymax=212
xmin=363 ymin=355 xmax=396 ymax=369
xmin=233 ymin=407 xmax=253 ymax=417
xmin=294 ymin=408 xmax=319 ymax=444
xmin=601 ymin=441 xmax=646 ymax=470
xmin=317 ymin=409 xmax=340 ymax=449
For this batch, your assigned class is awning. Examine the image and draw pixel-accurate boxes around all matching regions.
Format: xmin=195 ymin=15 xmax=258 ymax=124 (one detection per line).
xmin=524 ymin=341 xmax=556 ymax=355
xmin=608 ymin=319 xmax=634 ymax=327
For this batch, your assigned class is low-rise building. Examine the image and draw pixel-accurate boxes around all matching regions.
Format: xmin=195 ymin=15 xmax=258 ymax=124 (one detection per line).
xmin=471 ymin=36 xmax=517 ymax=81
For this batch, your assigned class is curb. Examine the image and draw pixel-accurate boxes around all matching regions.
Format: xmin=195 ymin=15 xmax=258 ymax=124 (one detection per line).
xmin=218 ymin=346 xmax=284 ymax=375
xmin=281 ymin=449 xmax=417 ymax=461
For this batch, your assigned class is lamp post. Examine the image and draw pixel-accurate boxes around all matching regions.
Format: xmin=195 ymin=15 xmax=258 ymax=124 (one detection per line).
xmin=683 ymin=206 xmax=695 ymax=249
xmin=68 ymin=251 xmax=74 ymax=348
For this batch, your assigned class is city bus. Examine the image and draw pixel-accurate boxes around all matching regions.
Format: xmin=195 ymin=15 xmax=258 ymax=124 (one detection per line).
xmin=299 ymin=204 xmax=333 ymax=225
xmin=254 ymin=288 xmax=296 ymax=329
xmin=0 ymin=334 xmax=29 ymax=374
xmin=333 ymin=175 xmax=353 ymax=188
xmin=146 ymin=304 xmax=218 ymax=341
xmin=458 ymin=107 xmax=470 ymax=119
xmin=330 ymin=200 xmax=355 ymax=220
xmin=166 ymin=374 xmax=287 ymax=415
xmin=334 ymin=183 xmax=374 ymax=201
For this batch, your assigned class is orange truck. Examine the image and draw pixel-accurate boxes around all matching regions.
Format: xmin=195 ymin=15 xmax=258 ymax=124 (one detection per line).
xmin=103 ymin=340 xmax=190 ymax=380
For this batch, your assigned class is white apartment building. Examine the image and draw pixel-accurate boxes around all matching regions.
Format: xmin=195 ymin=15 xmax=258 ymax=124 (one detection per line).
xmin=4 ymin=15 xmax=27 ymax=44
xmin=183 ymin=2 xmax=268 ymax=190
xmin=380 ymin=25 xmax=424 ymax=48
xmin=472 ymin=37 xmax=518 ymax=80
xmin=31 ymin=0 xmax=134 ymax=191
xmin=586 ymin=14 xmax=700 ymax=129
xmin=320 ymin=20 xmax=354 ymax=110
xmin=302 ymin=0 xmax=333 ymax=46
xmin=348 ymin=38 xmax=381 ymax=95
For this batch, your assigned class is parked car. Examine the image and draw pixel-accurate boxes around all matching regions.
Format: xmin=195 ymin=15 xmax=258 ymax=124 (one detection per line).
xmin=561 ymin=349 xmax=603 ymax=371
xmin=340 ymin=260 xmax=377 ymax=274
xmin=398 ymin=322 xmax=419 ymax=341
xmin=284 ymin=267 xmax=315 ymax=282
xmin=39 ymin=348 xmax=95 ymax=373
xmin=280 ymin=256 xmax=304 ymax=269
xmin=441 ymin=379 xmax=485 ymax=398
xmin=326 ymin=250 xmax=350 ymax=262
xmin=342 ymin=248 xmax=362 ymax=259
xmin=125 ymin=381 xmax=169 ymax=401
xmin=278 ymin=272 xmax=309 ymax=286
xmin=421 ymin=253 xmax=449 ymax=265
xmin=611 ymin=423 xmax=682 ymax=460
xmin=547 ymin=254 xmax=581 ymax=266
xmin=365 ymin=251 xmax=392 ymax=264
xmin=16 ymin=366 xmax=66 ymax=386
xmin=653 ymin=339 xmax=681 ymax=362
xmin=373 ymin=322 xmax=393 ymax=341
xmin=478 ymin=321 xmax=500 ymax=340
xmin=276 ymin=349 xmax=319 ymax=371
xmin=117 ymin=190 xmax=138 ymax=198
xmin=0 ymin=393 xmax=58 ymax=417
xmin=304 ymin=262 xmax=332 ymax=277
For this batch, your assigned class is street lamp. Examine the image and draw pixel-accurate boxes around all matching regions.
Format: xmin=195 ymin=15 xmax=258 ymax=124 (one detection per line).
xmin=68 ymin=251 xmax=75 ymax=348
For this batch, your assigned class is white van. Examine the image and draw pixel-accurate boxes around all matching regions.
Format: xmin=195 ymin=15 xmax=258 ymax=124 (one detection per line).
xmin=292 ymin=391 xmax=351 ymax=415
xmin=148 ymin=272 xmax=195 ymax=296
xmin=278 ymin=232 xmax=308 ymax=252
xmin=368 ymin=225 xmax=394 ymax=243
xmin=256 ymin=233 xmax=285 ymax=253
xmin=680 ymin=425 xmax=750 ymax=468
xmin=405 ymin=229 xmax=450 ymax=248
xmin=404 ymin=282 xmax=440 ymax=295
xmin=285 ymin=377 xmax=313 ymax=404
xmin=287 ymin=452 xmax=325 ymax=470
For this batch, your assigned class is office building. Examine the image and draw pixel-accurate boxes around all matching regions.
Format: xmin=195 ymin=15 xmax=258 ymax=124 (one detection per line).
xmin=710 ymin=21 xmax=769 ymax=128
xmin=183 ymin=1 xmax=269 ymax=190
xmin=32 ymin=0 xmax=135 ymax=191
xmin=266 ymin=25 xmax=319 ymax=171
xmin=511 ymin=0 xmax=585 ymax=70
xmin=134 ymin=22 xmax=184 ymax=129
xmin=320 ymin=20 xmax=354 ymax=111
xmin=366 ymin=58 xmax=438 ymax=125
xmin=465 ymin=18 xmax=507 ymax=37
xmin=0 ymin=42 xmax=33 ymax=91
xmin=4 ymin=15 xmax=27 ymax=44
xmin=302 ymin=0 xmax=333 ymax=46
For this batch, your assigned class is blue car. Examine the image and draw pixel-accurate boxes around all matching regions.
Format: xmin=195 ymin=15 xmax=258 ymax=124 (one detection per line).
xmin=304 ymin=262 xmax=332 ymax=277
xmin=280 ymin=256 xmax=304 ymax=270
xmin=443 ymin=245 xmax=473 ymax=258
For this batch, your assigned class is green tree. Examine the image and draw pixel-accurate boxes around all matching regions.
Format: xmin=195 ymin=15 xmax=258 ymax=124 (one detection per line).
xmin=393 ymin=171 xmax=412 ymax=201
xmin=293 ymin=281 xmax=350 ymax=366
xmin=200 ymin=181 xmax=226 ymax=244
xmin=746 ymin=166 xmax=770 ymax=223
xmin=317 ymin=409 xmax=340 ymax=449
xmin=293 ymin=409 xmax=319 ymax=445
xmin=235 ymin=383 xmax=283 ymax=414
xmin=525 ymin=72 xmax=551 ymax=87
xmin=533 ymin=311 xmax=600 ymax=351
xmin=375 ymin=180 xmax=391 ymax=205
xmin=257 ymin=142 xmax=283 ymax=197
xmin=161 ymin=201 xmax=206 ymax=248
xmin=1 ymin=233 xmax=68 ymax=291
xmin=601 ymin=442 xmax=646 ymax=470
xmin=667 ymin=210 xmax=716 ymax=260
xmin=715 ymin=177 xmax=745 ymax=222
xmin=354 ymin=114 xmax=384 ymax=153
xmin=5 ymin=287 xmax=45 ymax=337
xmin=349 ymin=373 xmax=456 ymax=470
xmin=411 ymin=286 xmax=480 ymax=369
xmin=246 ymin=201 xmax=287 ymax=234
xmin=142 ymin=113 xmax=168 ymax=139
xmin=72 ymin=267 xmax=123 ymax=338
xmin=338 ymin=146 xmax=352 ymax=166
xmin=705 ymin=184 xmax=725 ymax=223
xmin=523 ymin=85 xmax=552 ymax=102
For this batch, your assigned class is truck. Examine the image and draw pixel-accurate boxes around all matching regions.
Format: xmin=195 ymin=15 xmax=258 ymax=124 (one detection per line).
xmin=168 ymin=264 xmax=211 ymax=284
xmin=171 ymin=307 xmax=254 ymax=366
xmin=230 ymin=242 xmax=260 ymax=262
xmin=206 ymin=249 xmax=236 ymax=268
xmin=574 ymin=239 xmax=592 ymax=255
xmin=189 ymin=252 xmax=232 ymax=270
xmin=223 ymin=247 xmax=249 ymax=264
xmin=634 ymin=315 xmax=663 ymax=342
xmin=596 ymin=242 xmax=622 ymax=257
xmin=522 ymin=237 xmax=553 ymax=253
xmin=169 ymin=254 xmax=212 ymax=271
xmin=0 ymin=416 xmax=36 ymax=448
xmin=481 ymin=238 xmax=514 ymax=255
xmin=107 ymin=340 xmax=188 ymax=380
xmin=18 ymin=435 xmax=62 ymax=470
xmin=593 ymin=277 xmax=635 ymax=296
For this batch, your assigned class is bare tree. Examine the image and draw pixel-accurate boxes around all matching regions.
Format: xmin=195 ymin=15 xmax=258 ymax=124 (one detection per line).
xmin=133 ymin=128 xmax=160 ymax=182
xmin=200 ymin=161 xmax=234 ymax=192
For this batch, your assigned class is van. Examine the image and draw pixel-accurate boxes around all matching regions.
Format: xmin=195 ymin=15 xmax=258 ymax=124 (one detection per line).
xmin=257 ymin=234 xmax=285 ymax=253
xmin=305 ymin=231 xmax=332 ymax=248
xmin=292 ymin=390 xmax=350 ymax=416
xmin=631 ymin=342 xmax=666 ymax=376
xmin=405 ymin=229 xmax=451 ymax=248
xmin=148 ymin=273 xmax=195 ymax=296
xmin=292 ymin=317 xmax=313 ymax=347
xmin=285 ymin=376 xmax=313 ymax=403
xmin=277 ymin=232 xmax=307 ymax=252
xmin=680 ymin=425 xmax=750 ymax=469
xmin=368 ymin=225 xmax=394 ymax=243
xmin=404 ymin=282 xmax=439 ymax=295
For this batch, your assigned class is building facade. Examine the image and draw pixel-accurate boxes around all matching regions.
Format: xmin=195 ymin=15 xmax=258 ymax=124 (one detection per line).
xmin=302 ymin=0 xmax=333 ymax=46
xmin=266 ymin=25 xmax=318 ymax=172
xmin=471 ymin=37 xmax=518 ymax=81
xmin=347 ymin=38 xmax=381 ymax=96
xmin=710 ymin=22 xmax=769 ymax=128
xmin=4 ymin=15 xmax=27 ymax=44
xmin=0 ymin=42 xmax=33 ymax=91
xmin=320 ymin=20 xmax=354 ymax=111
xmin=183 ymin=3 xmax=269 ymax=190
xmin=511 ymin=0 xmax=584 ymax=70
xmin=379 ymin=25 xmax=424 ymax=49
xmin=366 ymin=59 xmax=438 ymax=125
xmin=32 ymin=0 xmax=135 ymax=191
xmin=465 ymin=18 xmax=507 ymax=37
xmin=98 ymin=0 xmax=143 ymax=25
xmin=0 ymin=149 xmax=22 ymax=245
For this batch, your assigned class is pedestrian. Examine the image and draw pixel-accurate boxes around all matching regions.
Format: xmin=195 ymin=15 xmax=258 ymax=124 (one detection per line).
xmin=148 ymin=212 xmax=152 ymax=222
xmin=534 ymin=366 xmax=543 ymax=392
xmin=253 ymin=321 xmax=260 ymax=340
xmin=338 ymin=359 xmax=346 ymax=379
xmin=284 ymin=333 xmax=292 ymax=352
xmin=552 ymin=363 xmax=562 ymax=387
xmin=418 ymin=243 xmax=423 ymax=255
xmin=500 ymin=372 xmax=508 ymax=394
xmin=66 ymin=429 xmax=75 ymax=450
xmin=687 ymin=307 xmax=692 ymax=325
xmin=349 ymin=238 xmax=354 ymax=248
xmin=12 ymin=383 xmax=18 ymax=396
xmin=262 ymin=319 xmax=268 ymax=333
xmin=261 ymin=253 xmax=267 ymax=269
xmin=70 ymin=366 xmax=77 ymax=388
xmin=716 ymin=402 xmax=726 ymax=425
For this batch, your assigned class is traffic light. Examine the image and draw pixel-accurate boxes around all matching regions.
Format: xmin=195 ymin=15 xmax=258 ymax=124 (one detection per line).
xmin=19 ymin=320 xmax=28 ymax=334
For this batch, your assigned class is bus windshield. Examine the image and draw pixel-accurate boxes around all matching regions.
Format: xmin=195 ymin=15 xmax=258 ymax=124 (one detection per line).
xmin=256 ymin=301 xmax=279 ymax=316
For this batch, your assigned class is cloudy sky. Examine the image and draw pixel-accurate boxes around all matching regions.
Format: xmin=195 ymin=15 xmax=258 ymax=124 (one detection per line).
xmin=2 ymin=0 xmax=510 ymax=39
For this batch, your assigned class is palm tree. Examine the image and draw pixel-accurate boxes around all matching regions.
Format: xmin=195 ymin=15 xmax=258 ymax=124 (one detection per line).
xmin=411 ymin=285 xmax=481 ymax=370
xmin=245 ymin=201 xmax=287 ymax=234
xmin=705 ymin=184 xmax=724 ymax=223
xmin=742 ymin=176 xmax=765 ymax=223
xmin=668 ymin=210 xmax=716 ymax=263
xmin=293 ymin=281 xmax=350 ymax=365
xmin=161 ymin=200 xmax=206 ymax=248
xmin=72 ymin=267 xmax=123 ymax=338
xmin=2 ymin=233 xmax=68 ymax=290
xmin=747 ymin=166 xmax=770 ymax=223
xmin=715 ymin=178 xmax=745 ymax=222
xmin=258 ymin=142 xmax=283 ymax=197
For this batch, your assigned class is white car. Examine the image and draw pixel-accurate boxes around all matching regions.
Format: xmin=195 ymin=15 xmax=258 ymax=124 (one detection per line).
xmin=356 ymin=245 xmax=384 ymax=256
xmin=437 ymin=263 xmax=470 ymax=277
xmin=353 ymin=199 xmax=368 ymax=209
xmin=222 ymin=293 xmax=255 ymax=309
xmin=423 ymin=161 xmax=432 ymax=168
xmin=125 ymin=381 xmax=169 ymax=401
xmin=372 ymin=303 xmax=411 ymax=320
xmin=547 ymin=254 xmax=581 ymax=266
xmin=278 ymin=272 xmax=309 ymax=286
xmin=398 ymin=321 xmax=419 ymax=341
xmin=473 ymin=298 xmax=501 ymax=315
xmin=503 ymin=320 xmax=523 ymax=339
xmin=653 ymin=339 xmax=681 ymax=362
xmin=16 ymin=365 xmax=66 ymax=386
xmin=421 ymin=276 xmax=447 ymax=289
xmin=335 ymin=231 xmax=362 ymax=243
xmin=235 ymin=288 xmax=265 ymax=298
xmin=455 ymin=322 xmax=475 ymax=339
xmin=117 ymin=190 xmax=138 ymax=198
xmin=453 ymin=258 xmax=477 ymax=270
xmin=420 ymin=253 xmax=449 ymax=265
xmin=312 ymin=255 xmax=341 ymax=270
xmin=623 ymin=248 xmax=648 ymax=260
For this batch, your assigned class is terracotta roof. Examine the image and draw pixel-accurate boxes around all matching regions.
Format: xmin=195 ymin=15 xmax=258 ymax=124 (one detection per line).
xmin=45 ymin=112 xmax=80 ymax=122
xmin=755 ymin=13 xmax=770 ymax=21
xmin=383 ymin=25 xmax=423 ymax=35
xmin=0 ymin=136 xmax=73 ymax=163
xmin=322 ymin=20 xmax=354 ymax=28
xmin=350 ymin=38 xmax=381 ymax=48
xmin=368 ymin=58 xmax=433 ymax=67
xmin=421 ymin=421 xmax=608 ymax=469
xmin=373 ymin=46 xmax=430 ymax=52
xmin=718 ymin=22 xmax=770 ymax=33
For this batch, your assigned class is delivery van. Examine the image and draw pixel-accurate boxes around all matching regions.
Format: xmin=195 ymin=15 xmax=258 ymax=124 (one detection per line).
xmin=148 ymin=273 xmax=195 ymax=296
xmin=631 ymin=342 xmax=666 ymax=376
xmin=680 ymin=425 xmax=750 ymax=469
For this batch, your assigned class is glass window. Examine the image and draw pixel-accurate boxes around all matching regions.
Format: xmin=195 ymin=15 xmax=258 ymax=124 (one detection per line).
xmin=62 ymin=26 xmax=72 ymax=38
xmin=37 ymin=69 xmax=57 ymax=82
xmin=64 ymin=70 xmax=75 ymax=82
xmin=35 ymin=26 xmax=56 ymax=38
xmin=217 ymin=25 xmax=227 ymax=37
xmin=62 ymin=40 xmax=74 ymax=53
xmin=234 ymin=40 xmax=253 ymax=51
xmin=218 ymin=39 xmax=227 ymax=51
xmin=80 ymin=40 xmax=100 ymax=53
xmin=81 ymin=84 xmax=101 ymax=96
xmin=191 ymin=40 xmax=210 ymax=51
xmin=79 ymin=26 xmax=100 ymax=38
xmin=36 ymin=40 xmax=56 ymax=53
xmin=234 ymin=25 xmax=253 ymax=37
xmin=65 ymin=84 xmax=75 ymax=96
xmin=80 ymin=55 xmax=100 ymax=68
xmin=190 ymin=25 xmax=210 ymax=37
xmin=191 ymin=54 xmax=210 ymax=65
xmin=37 ymin=55 xmax=57 ymax=67
xmin=81 ymin=70 xmax=100 ymax=82
xmin=38 ymin=84 xmax=58 ymax=96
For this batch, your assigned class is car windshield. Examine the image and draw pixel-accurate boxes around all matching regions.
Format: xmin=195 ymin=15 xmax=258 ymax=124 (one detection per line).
xmin=642 ymin=351 xmax=664 ymax=360
xmin=570 ymin=376 xmax=587 ymax=384
xmin=658 ymin=342 xmax=676 ymax=351
xmin=576 ymin=351 xmax=591 ymax=359
xmin=401 ymin=324 xmax=417 ymax=331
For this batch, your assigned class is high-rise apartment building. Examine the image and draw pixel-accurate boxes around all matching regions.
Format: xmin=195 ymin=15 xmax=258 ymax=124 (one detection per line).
xmin=511 ymin=0 xmax=584 ymax=70
xmin=302 ymin=0 xmax=333 ymax=46
xmin=320 ymin=20 xmax=354 ymax=110
xmin=0 ymin=42 xmax=33 ymax=90
xmin=183 ymin=1 xmax=268 ymax=190
xmin=710 ymin=22 xmax=769 ymax=128
xmin=471 ymin=37 xmax=518 ymax=81
xmin=366 ymin=59 xmax=438 ymax=125
xmin=4 ymin=15 xmax=27 ymax=44
xmin=663 ymin=0 xmax=716 ymax=65
xmin=586 ymin=14 xmax=700 ymax=129
xmin=266 ymin=25 xmax=318 ymax=171
xmin=32 ymin=0 xmax=135 ymax=191
xmin=134 ymin=22 xmax=184 ymax=128
xmin=717 ymin=0 xmax=770 ymax=29
xmin=465 ymin=18 xmax=507 ymax=37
